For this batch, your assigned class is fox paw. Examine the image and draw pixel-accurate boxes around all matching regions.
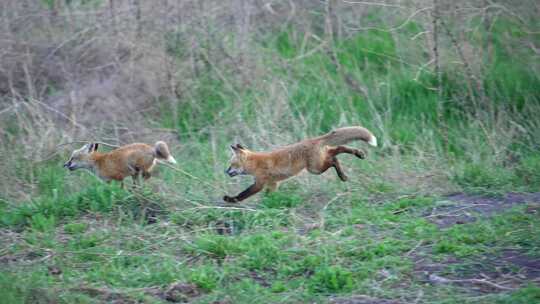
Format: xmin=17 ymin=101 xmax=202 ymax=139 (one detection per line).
xmin=223 ymin=195 xmax=239 ymax=203
xmin=355 ymin=149 xmax=367 ymax=159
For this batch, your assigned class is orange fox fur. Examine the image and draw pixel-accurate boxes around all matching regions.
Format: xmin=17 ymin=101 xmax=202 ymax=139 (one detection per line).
xmin=224 ymin=126 xmax=377 ymax=202
xmin=64 ymin=141 xmax=176 ymax=187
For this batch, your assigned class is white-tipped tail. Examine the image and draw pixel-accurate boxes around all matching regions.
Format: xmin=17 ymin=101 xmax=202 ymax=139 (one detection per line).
xmin=368 ymin=136 xmax=378 ymax=147
xmin=154 ymin=141 xmax=177 ymax=164
xmin=166 ymin=155 xmax=177 ymax=164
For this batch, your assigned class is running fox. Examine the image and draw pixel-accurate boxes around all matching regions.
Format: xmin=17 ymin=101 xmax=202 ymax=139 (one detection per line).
xmin=64 ymin=141 xmax=177 ymax=187
xmin=223 ymin=126 xmax=377 ymax=203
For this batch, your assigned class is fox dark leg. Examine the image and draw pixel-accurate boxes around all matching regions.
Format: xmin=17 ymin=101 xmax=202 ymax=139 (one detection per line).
xmin=132 ymin=172 xmax=141 ymax=189
xmin=132 ymin=176 xmax=138 ymax=188
xmin=307 ymin=155 xmax=348 ymax=182
xmin=329 ymin=145 xmax=366 ymax=159
xmin=307 ymin=154 xmax=349 ymax=181
xmin=224 ymin=181 xmax=265 ymax=203
xmin=332 ymin=158 xmax=348 ymax=181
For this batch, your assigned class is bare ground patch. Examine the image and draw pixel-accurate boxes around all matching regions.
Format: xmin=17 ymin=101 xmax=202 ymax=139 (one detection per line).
xmin=412 ymin=192 xmax=540 ymax=294
xmin=425 ymin=192 xmax=540 ymax=228
xmin=414 ymin=249 xmax=540 ymax=294
xmin=329 ymin=295 xmax=401 ymax=304
xmin=71 ymin=282 xmax=203 ymax=303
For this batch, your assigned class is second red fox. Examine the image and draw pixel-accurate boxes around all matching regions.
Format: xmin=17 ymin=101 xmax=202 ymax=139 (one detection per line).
xmin=64 ymin=141 xmax=176 ymax=188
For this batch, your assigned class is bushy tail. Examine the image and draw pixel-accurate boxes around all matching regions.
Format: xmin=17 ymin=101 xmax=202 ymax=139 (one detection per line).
xmin=154 ymin=141 xmax=177 ymax=164
xmin=319 ymin=126 xmax=377 ymax=147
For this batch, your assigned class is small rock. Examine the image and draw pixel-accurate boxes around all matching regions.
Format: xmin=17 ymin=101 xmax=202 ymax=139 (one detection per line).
xmin=164 ymin=282 xmax=201 ymax=302
xmin=429 ymin=273 xmax=451 ymax=284
xmin=304 ymin=223 xmax=321 ymax=232
xmin=48 ymin=266 xmax=62 ymax=276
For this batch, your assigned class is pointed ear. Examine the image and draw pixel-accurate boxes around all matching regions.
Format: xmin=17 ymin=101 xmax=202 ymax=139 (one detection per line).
xmin=86 ymin=143 xmax=96 ymax=153
xmin=230 ymin=144 xmax=245 ymax=154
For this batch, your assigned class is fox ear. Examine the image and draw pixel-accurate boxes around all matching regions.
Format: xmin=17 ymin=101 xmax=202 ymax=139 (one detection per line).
xmin=86 ymin=143 xmax=98 ymax=153
xmin=230 ymin=144 xmax=245 ymax=153
xmin=86 ymin=143 xmax=94 ymax=153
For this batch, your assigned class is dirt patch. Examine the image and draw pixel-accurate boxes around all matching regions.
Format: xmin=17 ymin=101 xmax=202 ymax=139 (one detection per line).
xmin=248 ymin=271 xmax=272 ymax=288
xmin=414 ymin=192 xmax=540 ymax=293
xmin=468 ymin=250 xmax=540 ymax=281
xmin=0 ymin=250 xmax=46 ymax=265
xmin=72 ymin=286 xmax=138 ymax=304
xmin=414 ymin=249 xmax=540 ymax=293
xmin=145 ymin=282 xmax=202 ymax=303
xmin=72 ymin=282 xmax=202 ymax=303
xmin=329 ymin=295 xmax=400 ymax=304
xmin=426 ymin=192 xmax=540 ymax=228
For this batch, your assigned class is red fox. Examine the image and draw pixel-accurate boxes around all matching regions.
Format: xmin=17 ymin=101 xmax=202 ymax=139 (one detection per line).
xmin=64 ymin=141 xmax=176 ymax=188
xmin=223 ymin=126 xmax=377 ymax=203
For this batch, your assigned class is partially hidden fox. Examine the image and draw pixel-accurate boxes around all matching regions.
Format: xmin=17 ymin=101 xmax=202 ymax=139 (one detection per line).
xmin=64 ymin=141 xmax=177 ymax=188
xmin=223 ymin=126 xmax=377 ymax=203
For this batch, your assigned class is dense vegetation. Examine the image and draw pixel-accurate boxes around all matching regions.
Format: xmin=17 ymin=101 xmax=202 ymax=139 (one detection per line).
xmin=1 ymin=1 xmax=539 ymax=303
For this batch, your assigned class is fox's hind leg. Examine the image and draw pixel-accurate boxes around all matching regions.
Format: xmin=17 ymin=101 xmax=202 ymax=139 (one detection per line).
xmin=332 ymin=158 xmax=348 ymax=181
xmin=132 ymin=173 xmax=140 ymax=188
xmin=329 ymin=146 xmax=366 ymax=159
xmin=131 ymin=168 xmax=143 ymax=189
xmin=308 ymin=155 xmax=348 ymax=181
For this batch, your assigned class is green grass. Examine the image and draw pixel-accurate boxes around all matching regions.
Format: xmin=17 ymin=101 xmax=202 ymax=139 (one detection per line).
xmin=1 ymin=177 xmax=539 ymax=303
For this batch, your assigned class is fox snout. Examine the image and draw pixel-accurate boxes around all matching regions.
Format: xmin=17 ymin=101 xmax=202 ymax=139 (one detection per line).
xmin=225 ymin=167 xmax=237 ymax=177
xmin=225 ymin=166 xmax=242 ymax=177
xmin=63 ymin=161 xmax=76 ymax=171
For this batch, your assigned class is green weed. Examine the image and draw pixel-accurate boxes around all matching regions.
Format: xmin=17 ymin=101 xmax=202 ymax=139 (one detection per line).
xmin=261 ymin=191 xmax=303 ymax=209
xmin=308 ymin=265 xmax=354 ymax=293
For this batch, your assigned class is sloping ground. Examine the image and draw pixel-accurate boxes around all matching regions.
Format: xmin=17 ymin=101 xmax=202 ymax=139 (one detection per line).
xmin=427 ymin=192 xmax=540 ymax=228
xmin=325 ymin=192 xmax=540 ymax=304
xmin=414 ymin=249 xmax=540 ymax=294
xmin=411 ymin=192 xmax=540 ymax=297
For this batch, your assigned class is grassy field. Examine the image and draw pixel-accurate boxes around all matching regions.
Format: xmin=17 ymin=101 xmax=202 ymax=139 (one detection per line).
xmin=1 ymin=1 xmax=540 ymax=303
xmin=1 ymin=160 xmax=540 ymax=303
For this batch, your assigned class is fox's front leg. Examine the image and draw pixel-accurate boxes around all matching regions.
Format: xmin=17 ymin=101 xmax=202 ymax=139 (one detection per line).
xmin=224 ymin=181 xmax=265 ymax=203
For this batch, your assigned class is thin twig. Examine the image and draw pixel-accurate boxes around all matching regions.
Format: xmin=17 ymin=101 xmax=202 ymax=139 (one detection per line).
xmin=179 ymin=205 xmax=258 ymax=213
xmin=406 ymin=240 xmax=424 ymax=256
xmin=430 ymin=274 xmax=515 ymax=290
xmin=425 ymin=204 xmax=489 ymax=218
xmin=341 ymin=1 xmax=406 ymax=9
xmin=158 ymin=162 xmax=227 ymax=192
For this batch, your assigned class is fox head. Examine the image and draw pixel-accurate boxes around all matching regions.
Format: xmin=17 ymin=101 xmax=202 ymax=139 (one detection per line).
xmin=225 ymin=144 xmax=249 ymax=177
xmin=64 ymin=143 xmax=98 ymax=171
